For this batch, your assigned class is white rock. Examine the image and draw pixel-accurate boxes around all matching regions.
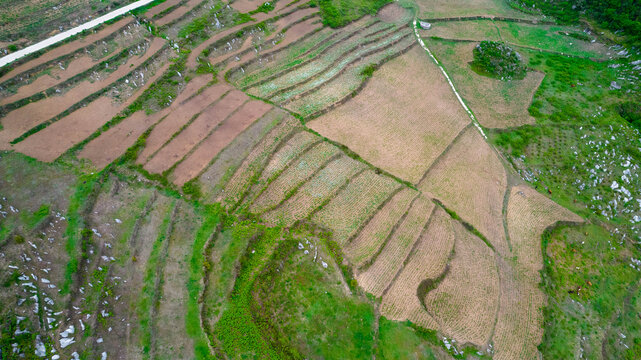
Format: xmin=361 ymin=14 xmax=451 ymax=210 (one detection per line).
xmin=60 ymin=337 xmax=75 ymax=348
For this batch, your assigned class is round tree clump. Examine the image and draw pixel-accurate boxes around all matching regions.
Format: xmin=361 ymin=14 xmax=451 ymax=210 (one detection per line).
xmin=471 ymin=41 xmax=526 ymax=80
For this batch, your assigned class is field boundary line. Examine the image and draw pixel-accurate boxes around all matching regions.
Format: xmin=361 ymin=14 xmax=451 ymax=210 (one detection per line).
xmin=0 ymin=0 xmax=156 ymax=68
xmin=255 ymin=153 xmax=343 ymax=216
xmin=270 ymin=26 xmax=406 ymax=101
xmin=0 ymin=38 xmax=150 ymax=113
xmin=302 ymin=167 xmax=369 ymax=224
xmin=162 ymin=98 xmax=251 ymax=176
xmin=380 ymin=202 xmax=437 ymax=298
xmin=225 ymin=121 xmax=303 ymax=212
xmin=302 ymin=39 xmax=417 ymax=120
xmin=243 ymin=139 xmax=324 ymax=208
xmin=11 ymin=43 xmax=171 ymax=145
xmin=142 ymin=89 xmax=233 ymax=164
xmin=419 ymin=15 xmax=554 ymax=25
xmin=0 ymin=20 xmax=136 ymax=90
xmin=358 ymin=193 xmax=420 ymax=273
xmin=412 ymin=18 xmax=487 ymax=139
xmin=279 ymin=30 xmax=413 ymax=105
xmin=415 ymin=123 xmax=473 ymax=187
xmin=345 ymin=186 xmax=405 ymax=245
xmin=233 ymin=19 xmax=383 ymax=91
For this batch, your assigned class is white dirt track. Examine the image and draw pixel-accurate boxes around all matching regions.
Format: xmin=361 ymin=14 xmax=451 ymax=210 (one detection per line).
xmin=0 ymin=0 xmax=155 ymax=68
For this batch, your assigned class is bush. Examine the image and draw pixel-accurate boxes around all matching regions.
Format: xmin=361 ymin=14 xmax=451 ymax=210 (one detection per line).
xmin=471 ymin=41 xmax=526 ymax=80
xmin=7 ymin=44 xmax=17 ymax=52
xmin=617 ymin=101 xmax=641 ymax=130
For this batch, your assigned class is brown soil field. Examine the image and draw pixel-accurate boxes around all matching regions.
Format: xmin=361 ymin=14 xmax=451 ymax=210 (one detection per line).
xmin=492 ymin=257 xmax=544 ymax=360
xmin=230 ymin=0 xmax=265 ymax=13
xmin=0 ymin=54 xmax=97 ymax=106
xmin=137 ymin=83 xmax=232 ymax=163
xmin=250 ymin=141 xmax=341 ymax=214
xmin=171 ymin=99 xmax=273 ymax=185
xmin=154 ymin=0 xmax=202 ymax=26
xmin=312 ymin=170 xmax=401 ymax=246
xmin=380 ymin=206 xmax=454 ymax=329
xmin=307 ymin=46 xmax=470 ymax=184
xmin=507 ymin=185 xmax=582 ymax=278
xmin=0 ymin=18 xmax=133 ymax=83
xmin=424 ymin=219 xmax=499 ymax=348
xmin=78 ymin=74 xmax=213 ymax=168
xmin=0 ymin=38 xmax=166 ymax=148
xmin=356 ymin=195 xmax=434 ymax=298
xmin=144 ymin=90 xmax=249 ymax=174
xmin=419 ymin=126 xmax=509 ymax=255
xmin=78 ymin=110 xmax=167 ymax=168
xmin=217 ymin=112 xmax=301 ymax=207
xmin=345 ymin=187 xmax=418 ymax=268
xmin=262 ymin=155 xmax=366 ymax=226
xmin=13 ymin=60 xmax=170 ymax=162
xmin=427 ymin=40 xmax=544 ymax=128
xmin=145 ymin=0 xmax=183 ymax=18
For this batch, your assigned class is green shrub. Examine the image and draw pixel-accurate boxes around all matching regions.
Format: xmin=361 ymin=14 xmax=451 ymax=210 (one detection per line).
xmin=7 ymin=44 xmax=17 ymax=52
xmin=182 ymin=180 xmax=202 ymax=200
xmin=315 ymin=0 xmax=392 ymax=28
xmin=617 ymin=101 xmax=641 ymax=130
xmin=470 ymin=41 xmax=526 ymax=80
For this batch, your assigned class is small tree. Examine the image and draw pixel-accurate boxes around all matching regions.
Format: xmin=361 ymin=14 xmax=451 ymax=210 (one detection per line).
xmin=471 ymin=41 xmax=526 ymax=80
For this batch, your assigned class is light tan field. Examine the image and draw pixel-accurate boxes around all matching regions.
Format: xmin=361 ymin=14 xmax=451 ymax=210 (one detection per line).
xmin=262 ymin=155 xmax=366 ymax=226
xmin=171 ymin=99 xmax=273 ymax=185
xmin=250 ymin=141 xmax=341 ymax=214
xmin=256 ymin=131 xmax=321 ymax=186
xmin=218 ymin=113 xmax=301 ymax=208
xmin=424 ymin=218 xmax=499 ymax=348
xmin=308 ymin=46 xmax=470 ymax=184
xmin=312 ymin=170 xmax=400 ymax=246
xmin=426 ymin=40 xmax=544 ymax=128
xmin=380 ymin=206 xmax=455 ymax=330
xmin=492 ymin=257 xmax=544 ymax=360
xmin=357 ymin=195 xmax=434 ymax=297
xmin=345 ymin=187 xmax=418 ymax=268
xmin=507 ymin=185 xmax=582 ymax=278
xmin=419 ymin=126 xmax=508 ymax=255
xmin=416 ymin=0 xmax=540 ymax=19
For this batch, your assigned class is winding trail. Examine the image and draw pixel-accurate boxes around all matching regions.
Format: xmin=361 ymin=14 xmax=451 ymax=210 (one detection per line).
xmin=411 ymin=18 xmax=487 ymax=139
xmin=0 ymin=0 xmax=155 ymax=68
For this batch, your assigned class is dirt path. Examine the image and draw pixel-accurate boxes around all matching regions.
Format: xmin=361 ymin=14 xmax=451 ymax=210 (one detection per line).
xmin=411 ymin=17 xmax=486 ymax=139
xmin=0 ymin=0 xmax=156 ymax=68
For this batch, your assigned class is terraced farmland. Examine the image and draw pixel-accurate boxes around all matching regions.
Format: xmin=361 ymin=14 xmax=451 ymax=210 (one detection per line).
xmin=5 ymin=0 xmax=635 ymax=358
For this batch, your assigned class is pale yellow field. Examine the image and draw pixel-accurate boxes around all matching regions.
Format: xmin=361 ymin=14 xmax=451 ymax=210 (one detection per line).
xmin=424 ymin=219 xmax=499 ymax=347
xmin=380 ymin=206 xmax=455 ymax=330
xmin=308 ymin=46 xmax=470 ymax=184
xmin=312 ymin=170 xmax=401 ymax=246
xmin=344 ymin=187 xmax=418 ymax=268
xmin=357 ymin=195 xmax=435 ymax=297
xmin=419 ymin=126 xmax=508 ymax=255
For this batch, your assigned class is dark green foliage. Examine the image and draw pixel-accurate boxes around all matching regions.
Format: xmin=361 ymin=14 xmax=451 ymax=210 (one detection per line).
xmin=182 ymin=179 xmax=202 ymax=200
xmin=359 ymin=63 xmax=377 ymax=78
xmin=470 ymin=41 xmax=526 ymax=80
xmin=7 ymin=44 xmax=17 ymax=52
xmin=617 ymin=101 xmax=641 ymax=130
xmin=565 ymin=31 xmax=592 ymax=41
xmin=513 ymin=0 xmax=641 ymax=43
xmin=249 ymin=1 xmax=276 ymax=14
xmin=492 ymin=125 xmax=542 ymax=156
xmin=315 ymin=0 xmax=392 ymax=28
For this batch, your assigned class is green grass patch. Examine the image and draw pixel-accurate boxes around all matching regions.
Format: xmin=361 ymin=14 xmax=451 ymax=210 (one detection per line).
xmin=315 ymin=0 xmax=392 ymax=28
